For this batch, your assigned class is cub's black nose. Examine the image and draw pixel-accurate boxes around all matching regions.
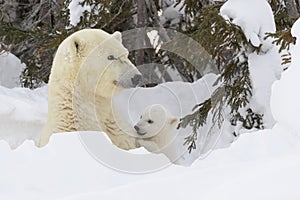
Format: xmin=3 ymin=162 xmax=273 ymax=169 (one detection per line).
xmin=134 ymin=125 xmax=140 ymax=132
xmin=131 ymin=74 xmax=142 ymax=86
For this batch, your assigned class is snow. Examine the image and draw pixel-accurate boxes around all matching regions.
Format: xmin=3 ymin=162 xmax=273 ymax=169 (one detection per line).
xmin=271 ymin=18 xmax=300 ymax=137
xmin=0 ymin=123 xmax=300 ymax=200
xmin=160 ymin=0 xmax=185 ymax=27
xmin=0 ymin=52 xmax=25 ymax=88
xmin=147 ymin=30 xmax=163 ymax=53
xmin=0 ymin=86 xmax=47 ymax=149
xmin=248 ymin=45 xmax=282 ymax=128
xmin=220 ymin=0 xmax=276 ymax=49
xmin=114 ymin=74 xmax=217 ymax=125
xmin=291 ymin=18 xmax=300 ymax=37
xmin=68 ymin=0 xmax=91 ymax=26
xmin=220 ymin=0 xmax=282 ymax=132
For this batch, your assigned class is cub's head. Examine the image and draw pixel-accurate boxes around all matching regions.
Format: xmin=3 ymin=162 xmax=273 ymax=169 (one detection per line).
xmin=134 ymin=104 xmax=178 ymax=139
xmin=51 ymin=29 xmax=142 ymax=96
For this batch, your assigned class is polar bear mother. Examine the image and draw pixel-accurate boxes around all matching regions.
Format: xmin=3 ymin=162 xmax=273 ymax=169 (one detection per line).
xmin=39 ymin=29 xmax=142 ymax=149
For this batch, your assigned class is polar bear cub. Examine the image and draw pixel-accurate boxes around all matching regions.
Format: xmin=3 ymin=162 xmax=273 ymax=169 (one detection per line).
xmin=134 ymin=104 xmax=183 ymax=164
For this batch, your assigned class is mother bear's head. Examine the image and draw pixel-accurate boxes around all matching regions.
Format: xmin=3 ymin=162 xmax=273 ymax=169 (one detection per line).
xmin=50 ymin=29 xmax=142 ymax=98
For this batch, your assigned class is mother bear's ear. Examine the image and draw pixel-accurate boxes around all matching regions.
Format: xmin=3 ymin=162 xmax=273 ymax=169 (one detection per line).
xmin=112 ymin=31 xmax=122 ymax=42
xmin=68 ymin=37 xmax=84 ymax=59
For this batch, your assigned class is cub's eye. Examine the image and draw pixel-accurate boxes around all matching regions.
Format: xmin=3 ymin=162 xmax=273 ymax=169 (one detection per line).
xmin=107 ymin=55 xmax=116 ymax=60
xmin=140 ymin=115 xmax=142 ymax=119
xmin=147 ymin=120 xmax=154 ymax=124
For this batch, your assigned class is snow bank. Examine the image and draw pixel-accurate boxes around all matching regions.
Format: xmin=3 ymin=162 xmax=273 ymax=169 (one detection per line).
xmin=248 ymin=45 xmax=282 ymax=128
xmin=0 ymin=52 xmax=25 ymax=88
xmin=271 ymin=18 xmax=300 ymax=136
xmin=220 ymin=0 xmax=276 ymax=49
xmin=0 ymin=86 xmax=47 ymax=149
xmin=1 ymin=123 xmax=299 ymax=200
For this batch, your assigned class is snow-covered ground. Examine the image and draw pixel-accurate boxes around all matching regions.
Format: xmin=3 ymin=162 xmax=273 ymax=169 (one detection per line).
xmin=1 ymin=123 xmax=300 ymax=200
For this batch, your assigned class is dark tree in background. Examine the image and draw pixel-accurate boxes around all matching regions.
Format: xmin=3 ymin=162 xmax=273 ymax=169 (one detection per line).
xmin=0 ymin=0 xmax=66 ymax=88
xmin=0 ymin=0 xmax=137 ymax=87
xmin=0 ymin=0 xmax=298 ymax=86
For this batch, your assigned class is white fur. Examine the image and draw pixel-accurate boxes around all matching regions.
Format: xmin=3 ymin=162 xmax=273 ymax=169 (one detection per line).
xmin=134 ymin=104 xmax=182 ymax=164
xmin=38 ymin=29 xmax=141 ymax=150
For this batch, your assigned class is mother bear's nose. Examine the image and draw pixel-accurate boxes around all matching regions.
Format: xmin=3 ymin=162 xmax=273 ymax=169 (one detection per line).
xmin=134 ymin=125 xmax=140 ymax=132
xmin=131 ymin=74 xmax=142 ymax=87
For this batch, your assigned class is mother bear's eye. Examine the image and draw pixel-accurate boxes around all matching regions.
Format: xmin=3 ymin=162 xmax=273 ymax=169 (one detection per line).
xmin=147 ymin=120 xmax=154 ymax=124
xmin=107 ymin=55 xmax=117 ymax=60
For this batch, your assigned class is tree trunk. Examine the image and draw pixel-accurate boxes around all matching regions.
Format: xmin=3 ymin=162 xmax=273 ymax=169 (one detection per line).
xmin=284 ymin=0 xmax=300 ymax=18
xmin=136 ymin=0 xmax=146 ymax=66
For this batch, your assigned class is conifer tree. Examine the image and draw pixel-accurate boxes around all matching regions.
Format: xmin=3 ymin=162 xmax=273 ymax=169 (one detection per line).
xmin=176 ymin=0 xmax=299 ymax=152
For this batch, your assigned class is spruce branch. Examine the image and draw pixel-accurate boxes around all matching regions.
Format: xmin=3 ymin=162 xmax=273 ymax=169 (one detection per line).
xmin=178 ymin=5 xmax=263 ymax=152
xmin=265 ymin=29 xmax=296 ymax=66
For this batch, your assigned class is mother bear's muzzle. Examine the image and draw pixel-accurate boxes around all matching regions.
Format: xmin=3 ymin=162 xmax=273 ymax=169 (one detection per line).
xmin=117 ymin=67 xmax=142 ymax=88
xmin=131 ymin=74 xmax=142 ymax=87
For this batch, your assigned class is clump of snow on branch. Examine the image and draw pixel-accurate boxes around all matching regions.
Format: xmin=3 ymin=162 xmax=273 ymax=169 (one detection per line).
xmin=159 ymin=0 xmax=185 ymax=27
xmin=0 ymin=52 xmax=25 ymax=88
xmin=220 ymin=0 xmax=276 ymax=49
xmin=68 ymin=0 xmax=91 ymax=26
xmin=220 ymin=0 xmax=281 ymax=132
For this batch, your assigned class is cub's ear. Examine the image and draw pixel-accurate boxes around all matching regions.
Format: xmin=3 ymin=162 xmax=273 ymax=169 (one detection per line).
xmin=169 ymin=118 xmax=179 ymax=126
xmin=112 ymin=31 xmax=122 ymax=42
